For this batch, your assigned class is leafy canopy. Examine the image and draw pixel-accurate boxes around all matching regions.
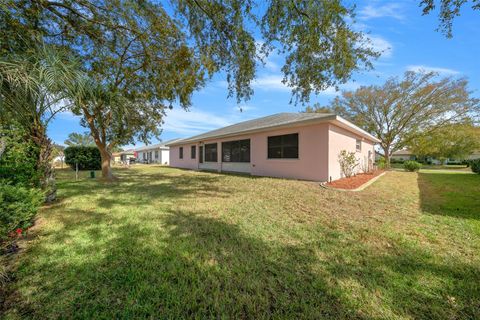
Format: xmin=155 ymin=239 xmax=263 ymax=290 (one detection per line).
xmin=4 ymin=1 xmax=378 ymax=137
xmin=328 ymin=71 xmax=480 ymax=162
xmin=420 ymin=0 xmax=480 ymax=37
xmin=64 ymin=132 xmax=95 ymax=147
xmin=410 ymin=123 xmax=480 ymax=160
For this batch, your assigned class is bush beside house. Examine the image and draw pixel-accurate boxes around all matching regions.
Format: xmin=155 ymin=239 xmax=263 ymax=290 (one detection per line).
xmin=404 ymin=160 xmax=422 ymax=172
xmin=64 ymin=146 xmax=101 ymax=170
xmin=338 ymin=150 xmax=359 ymax=178
xmin=470 ymin=159 xmax=480 ymax=174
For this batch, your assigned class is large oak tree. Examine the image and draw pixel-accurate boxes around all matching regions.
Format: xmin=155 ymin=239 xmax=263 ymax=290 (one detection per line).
xmin=329 ymin=71 xmax=480 ymax=166
xmin=4 ymin=0 xmax=379 ymax=179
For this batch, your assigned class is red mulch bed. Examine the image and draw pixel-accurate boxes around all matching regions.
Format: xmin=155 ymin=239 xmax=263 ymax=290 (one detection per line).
xmin=326 ymin=170 xmax=385 ymax=190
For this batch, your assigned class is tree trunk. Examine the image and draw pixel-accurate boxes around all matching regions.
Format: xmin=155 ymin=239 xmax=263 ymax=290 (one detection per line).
xmin=383 ymin=146 xmax=391 ymax=168
xmin=31 ymin=123 xmax=56 ymax=202
xmin=97 ymin=143 xmax=115 ymax=180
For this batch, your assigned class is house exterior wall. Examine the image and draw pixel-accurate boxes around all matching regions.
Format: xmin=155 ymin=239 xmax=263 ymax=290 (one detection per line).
xmin=170 ymin=144 xmax=198 ymax=169
xmin=161 ymin=149 xmax=170 ymax=165
xmin=327 ymin=124 xmax=375 ymax=181
xmin=249 ymin=123 xmax=329 ymax=180
xmin=171 ymin=123 xmax=330 ymax=181
xmin=136 ymin=148 xmax=169 ymax=164
xmin=169 ymin=122 xmax=377 ymax=181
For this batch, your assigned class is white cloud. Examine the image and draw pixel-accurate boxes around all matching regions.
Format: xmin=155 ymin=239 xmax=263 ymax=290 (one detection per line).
xmin=162 ymin=108 xmax=256 ymax=136
xmin=253 ymin=74 xmax=290 ymax=91
xmin=358 ymin=3 xmax=405 ymax=21
xmin=55 ymin=110 xmax=82 ymax=121
xmin=406 ymin=65 xmax=460 ymax=75
xmin=368 ymin=35 xmax=393 ymax=58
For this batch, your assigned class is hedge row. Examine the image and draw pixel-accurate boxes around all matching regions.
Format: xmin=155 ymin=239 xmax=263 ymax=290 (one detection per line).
xmin=64 ymin=146 xmax=101 ymax=170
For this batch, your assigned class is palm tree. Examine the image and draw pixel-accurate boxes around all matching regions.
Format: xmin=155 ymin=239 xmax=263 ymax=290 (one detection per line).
xmin=0 ymin=44 xmax=82 ymax=201
xmin=64 ymin=132 xmax=95 ymax=147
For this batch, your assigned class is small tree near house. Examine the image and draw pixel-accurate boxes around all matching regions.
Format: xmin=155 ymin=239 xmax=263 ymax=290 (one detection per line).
xmin=338 ymin=150 xmax=359 ymax=178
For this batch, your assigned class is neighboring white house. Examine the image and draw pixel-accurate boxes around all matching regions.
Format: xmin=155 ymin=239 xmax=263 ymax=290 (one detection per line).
xmin=134 ymin=139 xmax=181 ymax=165
xmin=112 ymin=150 xmax=136 ymax=164
xmin=391 ymin=150 xmax=416 ymax=162
xmin=391 ymin=149 xmax=480 ymax=164
xmin=467 ymin=150 xmax=480 ymax=160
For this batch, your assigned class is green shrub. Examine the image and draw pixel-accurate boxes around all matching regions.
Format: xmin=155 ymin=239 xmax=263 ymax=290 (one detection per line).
xmin=0 ymin=128 xmax=40 ymax=187
xmin=64 ymin=146 xmax=101 ymax=170
xmin=376 ymin=156 xmax=386 ymax=169
xmin=0 ymin=183 xmax=43 ymax=240
xmin=403 ymin=160 xmax=422 ymax=172
xmin=470 ymin=159 xmax=480 ymax=174
xmin=338 ymin=150 xmax=359 ymax=178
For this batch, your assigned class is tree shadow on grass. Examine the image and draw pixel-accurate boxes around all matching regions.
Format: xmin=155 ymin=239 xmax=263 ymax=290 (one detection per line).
xmin=9 ymin=210 xmax=359 ymax=319
xmin=6 ymin=207 xmax=480 ymax=319
xmin=55 ymin=169 xmax=234 ymax=210
xmin=316 ymin=230 xmax=480 ymax=319
xmin=417 ymin=171 xmax=480 ymax=220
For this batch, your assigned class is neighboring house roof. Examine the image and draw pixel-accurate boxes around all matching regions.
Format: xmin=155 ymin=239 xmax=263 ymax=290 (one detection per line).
xmin=134 ymin=138 xmax=182 ymax=152
xmin=167 ymin=113 xmax=380 ymax=146
xmin=392 ymin=149 xmax=413 ymax=156
xmin=112 ymin=149 xmax=135 ymax=157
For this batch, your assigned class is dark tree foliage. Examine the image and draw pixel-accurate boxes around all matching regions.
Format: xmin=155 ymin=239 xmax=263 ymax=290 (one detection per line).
xmin=0 ymin=126 xmax=40 ymax=187
xmin=420 ymin=0 xmax=480 ymax=37
xmin=64 ymin=146 xmax=101 ymax=170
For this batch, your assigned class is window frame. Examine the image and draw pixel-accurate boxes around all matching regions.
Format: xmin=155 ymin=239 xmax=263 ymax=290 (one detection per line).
xmin=204 ymin=143 xmax=218 ymax=162
xmin=356 ymin=139 xmax=362 ymax=152
xmin=179 ymin=147 xmax=183 ymax=159
xmin=267 ymin=133 xmax=299 ymax=159
xmin=191 ymin=145 xmax=196 ymax=159
xmin=222 ymin=139 xmax=250 ymax=163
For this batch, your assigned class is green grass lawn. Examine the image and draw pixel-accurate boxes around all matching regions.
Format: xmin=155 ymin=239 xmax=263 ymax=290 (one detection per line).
xmin=2 ymin=166 xmax=480 ymax=319
xmin=390 ymin=163 xmax=470 ymax=170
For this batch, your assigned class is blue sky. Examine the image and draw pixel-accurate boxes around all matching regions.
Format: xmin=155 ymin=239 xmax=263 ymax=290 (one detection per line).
xmin=48 ymin=0 xmax=480 ymax=148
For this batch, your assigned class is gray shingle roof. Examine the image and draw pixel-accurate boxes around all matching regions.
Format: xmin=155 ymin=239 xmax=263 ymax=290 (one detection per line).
xmin=134 ymin=138 xmax=182 ymax=151
xmin=168 ymin=113 xmax=337 ymax=145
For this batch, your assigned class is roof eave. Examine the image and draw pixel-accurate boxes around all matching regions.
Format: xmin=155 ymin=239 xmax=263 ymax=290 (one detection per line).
xmin=167 ymin=114 xmax=381 ymax=145
xmin=167 ymin=115 xmax=339 ymax=146
xmin=332 ymin=116 xmax=381 ymax=143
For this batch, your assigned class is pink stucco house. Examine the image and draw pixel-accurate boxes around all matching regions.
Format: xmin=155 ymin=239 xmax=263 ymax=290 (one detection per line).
xmin=167 ymin=113 xmax=379 ymax=182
